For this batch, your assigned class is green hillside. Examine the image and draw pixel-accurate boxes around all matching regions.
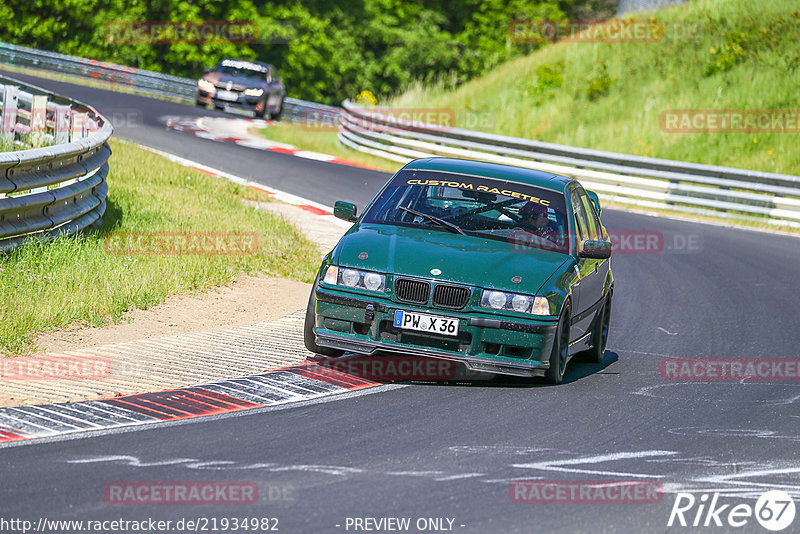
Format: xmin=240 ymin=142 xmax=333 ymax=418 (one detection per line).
xmin=389 ymin=0 xmax=800 ymax=174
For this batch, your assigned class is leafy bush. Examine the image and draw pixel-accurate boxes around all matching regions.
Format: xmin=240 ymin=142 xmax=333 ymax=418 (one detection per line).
xmin=525 ymin=61 xmax=564 ymax=105
xmin=584 ymin=62 xmax=613 ymax=101
xmin=0 ymin=0 xmax=614 ymax=105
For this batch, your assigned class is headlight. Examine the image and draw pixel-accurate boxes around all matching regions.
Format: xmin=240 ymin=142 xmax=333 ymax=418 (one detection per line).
xmin=197 ymin=79 xmax=215 ymax=92
xmin=486 ymin=291 xmax=507 ymax=309
xmin=341 ymin=269 xmax=359 ymax=287
xmin=363 ymin=272 xmax=383 ymax=291
xmin=243 ymin=88 xmax=264 ymax=96
xmin=322 ymin=265 xmax=385 ymax=292
xmin=480 ymin=289 xmax=551 ymax=316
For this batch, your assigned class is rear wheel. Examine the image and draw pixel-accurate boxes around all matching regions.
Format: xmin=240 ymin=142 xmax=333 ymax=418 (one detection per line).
xmin=544 ymin=303 xmax=571 ymax=385
xmin=581 ymin=292 xmax=611 ymax=364
xmin=303 ymin=280 xmax=345 ymax=357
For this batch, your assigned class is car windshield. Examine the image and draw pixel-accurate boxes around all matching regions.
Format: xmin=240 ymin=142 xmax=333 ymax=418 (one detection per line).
xmin=362 ymin=170 xmax=570 ymax=254
xmin=215 ymin=65 xmax=267 ymax=82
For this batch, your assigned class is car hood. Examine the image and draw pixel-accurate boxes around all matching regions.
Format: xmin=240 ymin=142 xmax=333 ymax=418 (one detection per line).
xmin=335 ymin=224 xmax=570 ymax=295
xmin=203 ymin=72 xmax=263 ymax=89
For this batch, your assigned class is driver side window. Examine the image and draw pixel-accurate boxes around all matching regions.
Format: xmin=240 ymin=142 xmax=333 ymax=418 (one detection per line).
xmin=570 ymin=189 xmax=591 ymax=247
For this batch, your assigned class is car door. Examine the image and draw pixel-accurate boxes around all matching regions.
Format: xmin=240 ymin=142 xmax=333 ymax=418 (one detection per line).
xmin=568 ymin=184 xmax=604 ymax=340
xmin=578 ymin=186 xmax=610 ymax=315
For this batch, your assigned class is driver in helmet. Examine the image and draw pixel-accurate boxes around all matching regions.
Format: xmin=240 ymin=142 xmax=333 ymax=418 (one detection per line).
xmin=519 ymin=201 xmax=558 ymax=243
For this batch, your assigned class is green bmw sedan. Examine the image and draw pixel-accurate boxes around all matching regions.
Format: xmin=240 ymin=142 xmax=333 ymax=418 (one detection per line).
xmin=304 ymin=157 xmax=613 ymax=384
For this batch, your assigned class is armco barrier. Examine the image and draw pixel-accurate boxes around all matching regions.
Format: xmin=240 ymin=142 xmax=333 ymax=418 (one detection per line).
xmin=337 ymin=100 xmax=800 ymax=228
xmin=0 ymin=74 xmax=110 ymax=252
xmin=0 ymin=41 xmax=339 ymax=123
xmin=4 ymin=41 xmax=798 ymax=229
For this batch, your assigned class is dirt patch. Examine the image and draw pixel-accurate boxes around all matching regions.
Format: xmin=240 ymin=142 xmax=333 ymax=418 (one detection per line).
xmin=32 ymin=274 xmax=310 ymax=355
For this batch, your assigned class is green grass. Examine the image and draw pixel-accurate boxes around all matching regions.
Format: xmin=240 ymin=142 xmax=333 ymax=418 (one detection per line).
xmin=389 ymin=0 xmax=800 ymax=175
xmin=0 ymin=138 xmax=320 ymax=355
xmin=256 ymin=122 xmax=401 ymax=174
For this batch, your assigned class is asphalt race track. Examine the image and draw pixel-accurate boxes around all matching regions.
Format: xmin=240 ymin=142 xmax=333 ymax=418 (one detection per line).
xmin=2 ymin=69 xmax=800 ymax=533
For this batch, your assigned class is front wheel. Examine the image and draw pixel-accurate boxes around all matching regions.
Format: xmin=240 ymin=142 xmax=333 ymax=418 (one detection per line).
xmin=544 ymin=303 xmax=571 ymax=385
xmin=269 ymin=98 xmax=284 ymax=120
xmin=255 ymin=97 xmax=267 ymax=119
xmin=303 ymin=281 xmax=344 ymax=357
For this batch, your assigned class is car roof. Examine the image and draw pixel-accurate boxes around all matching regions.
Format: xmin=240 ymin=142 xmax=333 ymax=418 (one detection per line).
xmin=402 ymin=157 xmax=572 ymax=193
xmin=219 ymin=58 xmax=274 ymax=69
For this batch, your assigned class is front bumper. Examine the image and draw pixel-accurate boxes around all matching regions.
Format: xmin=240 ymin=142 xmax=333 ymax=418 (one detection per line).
xmin=196 ymin=89 xmax=263 ymax=111
xmin=313 ymin=287 xmax=558 ymax=378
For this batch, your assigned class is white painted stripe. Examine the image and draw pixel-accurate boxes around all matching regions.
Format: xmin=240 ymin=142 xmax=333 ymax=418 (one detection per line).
xmin=6 ymin=407 xmax=86 ymax=430
xmin=0 ymin=412 xmax=59 ymax=436
xmin=294 ymin=150 xmax=337 ymax=162
xmin=33 ymin=406 xmax=105 ymax=429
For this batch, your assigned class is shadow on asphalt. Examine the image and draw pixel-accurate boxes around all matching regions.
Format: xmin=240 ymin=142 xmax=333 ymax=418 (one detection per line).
xmin=312 ymin=350 xmax=619 ymax=389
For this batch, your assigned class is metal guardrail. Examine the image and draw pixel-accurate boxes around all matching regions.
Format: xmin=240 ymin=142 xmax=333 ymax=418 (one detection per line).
xmin=0 ymin=41 xmax=338 ymax=122
xmin=4 ymin=41 xmax=797 ymax=229
xmin=0 ymin=74 xmax=110 ymax=252
xmin=338 ymin=100 xmax=800 ymax=228
xmin=617 ymin=0 xmax=689 ymax=16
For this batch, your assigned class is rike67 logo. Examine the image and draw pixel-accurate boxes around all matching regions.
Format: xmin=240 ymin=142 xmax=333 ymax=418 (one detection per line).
xmin=668 ymin=490 xmax=796 ymax=531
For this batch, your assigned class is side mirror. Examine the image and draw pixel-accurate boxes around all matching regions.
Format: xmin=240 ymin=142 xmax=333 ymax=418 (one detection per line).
xmin=579 ymin=239 xmax=611 ymax=259
xmin=586 ymin=190 xmax=601 ymax=215
xmin=334 ymin=201 xmax=358 ymax=222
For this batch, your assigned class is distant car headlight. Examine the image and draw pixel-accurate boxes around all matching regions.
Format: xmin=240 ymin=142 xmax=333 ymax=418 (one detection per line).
xmin=322 ymin=265 xmax=385 ymax=292
xmin=481 ymin=289 xmax=551 ymax=316
xmin=197 ymin=79 xmax=215 ymax=92
xmin=243 ymin=88 xmax=264 ymax=96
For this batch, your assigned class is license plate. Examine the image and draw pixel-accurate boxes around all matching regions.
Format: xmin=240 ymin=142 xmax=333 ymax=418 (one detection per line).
xmin=393 ymin=310 xmax=459 ymax=336
xmin=216 ymin=90 xmax=238 ymax=101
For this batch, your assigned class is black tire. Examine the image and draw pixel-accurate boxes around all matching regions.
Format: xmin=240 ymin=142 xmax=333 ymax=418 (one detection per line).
xmin=303 ymin=281 xmax=344 ymax=357
xmin=545 ymin=302 xmax=571 ymax=385
xmin=195 ymin=99 xmax=204 ymax=107
xmin=269 ymin=98 xmax=284 ymax=120
xmin=581 ymin=292 xmax=611 ymax=364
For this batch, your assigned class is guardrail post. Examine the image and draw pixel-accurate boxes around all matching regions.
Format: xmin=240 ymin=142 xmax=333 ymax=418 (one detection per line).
xmin=54 ymin=104 xmax=71 ymax=144
xmin=29 ymin=94 xmax=47 ymax=147
xmin=70 ymin=111 xmax=87 ymax=142
xmin=1 ymin=85 xmax=19 ymax=146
